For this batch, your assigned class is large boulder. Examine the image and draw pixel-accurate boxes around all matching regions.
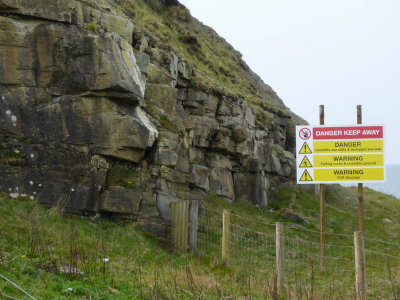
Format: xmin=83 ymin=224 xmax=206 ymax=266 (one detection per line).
xmin=0 ymin=17 xmax=145 ymax=101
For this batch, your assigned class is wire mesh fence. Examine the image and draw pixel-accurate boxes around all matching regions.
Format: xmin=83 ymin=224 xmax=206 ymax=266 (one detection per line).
xmin=196 ymin=207 xmax=400 ymax=299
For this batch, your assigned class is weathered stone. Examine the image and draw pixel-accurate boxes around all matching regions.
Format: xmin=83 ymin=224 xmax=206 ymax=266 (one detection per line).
xmin=158 ymin=132 xmax=179 ymax=148
xmin=0 ymin=17 xmax=145 ymax=100
xmin=266 ymin=148 xmax=282 ymax=175
xmin=156 ymin=192 xmax=178 ymax=222
xmin=0 ymin=0 xmax=84 ymax=25
xmin=189 ymin=164 xmax=209 ymax=191
xmin=155 ymin=149 xmax=178 ymax=166
xmin=234 ymin=172 xmax=269 ymax=207
xmin=139 ymin=36 xmax=149 ymax=53
xmin=101 ymin=187 xmax=142 ymax=216
xmin=281 ymin=208 xmax=310 ymax=226
xmin=82 ymin=6 xmax=134 ymax=43
xmin=134 ymin=51 xmax=150 ymax=75
xmin=232 ymin=126 xmax=248 ymax=143
xmin=209 ymin=128 xmax=237 ymax=155
xmin=2 ymin=93 xmax=158 ymax=162
xmin=189 ymin=116 xmax=219 ymax=148
xmin=209 ymin=167 xmax=235 ymax=200
xmin=189 ymin=148 xmax=205 ymax=164
xmin=149 ymin=48 xmax=160 ymax=64
xmin=205 ymin=95 xmax=219 ymax=115
xmin=240 ymin=157 xmax=260 ymax=173
xmin=160 ymin=166 xmax=189 ymax=184
xmin=177 ymin=60 xmax=191 ymax=79
xmin=206 ymin=154 xmax=233 ymax=170
xmin=139 ymin=204 xmax=159 ymax=219
xmin=144 ymin=84 xmax=177 ymax=115
xmin=187 ymin=89 xmax=209 ymax=103
xmin=176 ymin=157 xmax=189 ymax=173
xmin=147 ymin=65 xmax=173 ymax=85
xmin=162 ymin=52 xmax=178 ymax=86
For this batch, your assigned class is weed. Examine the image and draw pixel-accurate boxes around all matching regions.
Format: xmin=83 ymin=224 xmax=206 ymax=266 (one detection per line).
xmin=107 ymin=163 xmax=136 ymax=188
xmin=86 ymin=23 xmax=98 ymax=31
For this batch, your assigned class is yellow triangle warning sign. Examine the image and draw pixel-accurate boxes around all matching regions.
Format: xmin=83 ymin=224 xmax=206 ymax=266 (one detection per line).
xmin=299 ymin=156 xmax=313 ymax=168
xmin=299 ymin=142 xmax=312 ymax=154
xmin=300 ymin=170 xmax=313 ymax=182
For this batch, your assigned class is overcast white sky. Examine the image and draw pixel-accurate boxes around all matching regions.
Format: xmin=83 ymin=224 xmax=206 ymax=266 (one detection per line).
xmin=182 ymin=0 xmax=400 ymax=164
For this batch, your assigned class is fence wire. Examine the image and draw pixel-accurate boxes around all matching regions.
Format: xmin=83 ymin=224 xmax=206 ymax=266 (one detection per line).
xmin=197 ymin=208 xmax=400 ymax=299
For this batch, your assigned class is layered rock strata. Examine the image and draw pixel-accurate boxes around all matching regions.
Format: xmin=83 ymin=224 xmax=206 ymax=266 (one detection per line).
xmin=0 ymin=0 xmax=298 ymax=234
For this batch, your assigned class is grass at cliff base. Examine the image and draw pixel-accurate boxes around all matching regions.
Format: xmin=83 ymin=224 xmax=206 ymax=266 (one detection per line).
xmin=1 ymin=185 xmax=400 ymax=299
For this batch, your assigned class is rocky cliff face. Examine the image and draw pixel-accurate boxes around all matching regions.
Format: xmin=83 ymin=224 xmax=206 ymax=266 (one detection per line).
xmin=0 ymin=0 xmax=304 ymax=234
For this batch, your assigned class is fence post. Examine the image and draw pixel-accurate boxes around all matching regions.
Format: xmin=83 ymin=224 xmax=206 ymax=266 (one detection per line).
xmin=171 ymin=200 xmax=189 ymax=252
xmin=314 ymin=184 xmax=320 ymax=197
xmin=189 ymin=200 xmax=199 ymax=252
xmin=276 ymin=222 xmax=285 ymax=295
xmin=222 ymin=209 xmax=230 ymax=265
xmin=354 ymin=231 xmax=367 ymax=300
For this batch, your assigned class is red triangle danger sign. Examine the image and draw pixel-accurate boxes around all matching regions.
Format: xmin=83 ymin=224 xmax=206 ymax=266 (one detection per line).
xmin=299 ymin=142 xmax=312 ymax=154
xmin=300 ymin=170 xmax=313 ymax=182
xmin=299 ymin=156 xmax=313 ymax=168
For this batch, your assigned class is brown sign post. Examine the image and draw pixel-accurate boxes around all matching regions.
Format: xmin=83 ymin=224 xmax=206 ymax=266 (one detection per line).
xmin=357 ymin=105 xmax=364 ymax=232
xmin=319 ymin=105 xmax=326 ymax=270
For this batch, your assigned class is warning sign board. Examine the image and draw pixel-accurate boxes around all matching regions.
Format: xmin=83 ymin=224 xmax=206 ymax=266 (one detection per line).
xmin=296 ymin=125 xmax=385 ymax=184
xmin=299 ymin=142 xmax=312 ymax=154
xmin=299 ymin=156 xmax=313 ymax=168
xmin=300 ymin=170 xmax=313 ymax=181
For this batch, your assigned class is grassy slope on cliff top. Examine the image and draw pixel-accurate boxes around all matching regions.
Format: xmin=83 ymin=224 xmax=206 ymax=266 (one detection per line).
xmin=81 ymin=0 xmax=295 ymax=127
xmin=1 ymin=186 xmax=400 ymax=299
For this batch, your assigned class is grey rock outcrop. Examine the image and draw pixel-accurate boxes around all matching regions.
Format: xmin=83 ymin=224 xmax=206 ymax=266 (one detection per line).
xmin=0 ymin=0 xmax=304 ymax=236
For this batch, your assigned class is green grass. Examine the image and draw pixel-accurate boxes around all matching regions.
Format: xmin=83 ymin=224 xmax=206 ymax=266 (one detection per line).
xmin=79 ymin=0 xmax=288 ymax=127
xmin=1 ymin=185 xmax=400 ymax=298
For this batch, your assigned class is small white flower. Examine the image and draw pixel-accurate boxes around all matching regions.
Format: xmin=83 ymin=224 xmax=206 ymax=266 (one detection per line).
xmin=65 ymin=288 xmax=73 ymax=292
xmin=8 ymin=188 xmax=11 ymax=192
xmin=30 ymin=154 xmax=35 ymax=158
xmin=102 ymin=258 xmax=109 ymax=262
xmin=11 ymin=115 xmax=17 ymax=122
xmin=38 ymin=183 xmax=42 ymax=187
xmin=29 ymin=181 xmax=33 ymax=185
xmin=15 ymin=187 xmax=19 ymax=191
xmin=30 ymin=196 xmax=34 ymax=200
xmin=9 ymin=193 xmax=19 ymax=199
xmin=5 ymin=110 xmax=11 ymax=115
xmin=71 ymin=188 xmax=75 ymax=192
xmin=33 ymin=192 xmax=37 ymax=195
xmin=21 ymin=194 xmax=26 ymax=197
xmin=1 ymin=96 xmax=4 ymax=100
xmin=12 ymin=124 xmax=16 ymax=127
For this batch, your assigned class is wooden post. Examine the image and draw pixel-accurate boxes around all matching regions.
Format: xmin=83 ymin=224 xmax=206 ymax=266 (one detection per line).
xmin=357 ymin=105 xmax=364 ymax=232
xmin=314 ymin=184 xmax=320 ymax=197
xmin=319 ymin=104 xmax=326 ymax=270
xmin=189 ymin=200 xmax=199 ymax=252
xmin=171 ymin=200 xmax=189 ymax=252
xmin=320 ymin=184 xmax=325 ymax=269
xmin=276 ymin=222 xmax=285 ymax=295
xmin=222 ymin=209 xmax=230 ymax=264
xmin=354 ymin=231 xmax=367 ymax=300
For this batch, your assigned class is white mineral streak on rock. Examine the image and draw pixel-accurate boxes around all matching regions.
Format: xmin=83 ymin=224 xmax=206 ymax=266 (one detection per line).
xmin=135 ymin=106 xmax=159 ymax=143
